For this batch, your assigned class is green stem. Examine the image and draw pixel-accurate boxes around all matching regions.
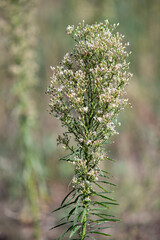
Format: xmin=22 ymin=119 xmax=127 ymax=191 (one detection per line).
xmin=81 ymin=205 xmax=88 ymax=240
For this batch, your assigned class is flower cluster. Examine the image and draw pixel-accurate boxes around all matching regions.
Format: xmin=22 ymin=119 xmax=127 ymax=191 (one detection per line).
xmin=47 ymin=20 xmax=132 ymax=239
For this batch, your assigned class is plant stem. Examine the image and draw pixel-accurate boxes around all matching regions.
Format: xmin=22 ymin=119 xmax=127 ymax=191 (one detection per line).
xmin=81 ymin=205 xmax=88 ymax=240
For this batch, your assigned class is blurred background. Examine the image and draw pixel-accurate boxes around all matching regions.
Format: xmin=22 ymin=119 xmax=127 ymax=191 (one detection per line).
xmin=0 ymin=0 xmax=160 ymax=239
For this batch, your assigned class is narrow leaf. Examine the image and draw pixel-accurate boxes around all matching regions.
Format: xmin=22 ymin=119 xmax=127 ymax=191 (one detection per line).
xmin=90 ymin=212 xmax=115 ymax=218
xmin=58 ymin=225 xmax=74 ymax=240
xmin=87 ymin=236 xmax=96 ymax=240
xmin=50 ymin=221 xmax=73 ymax=230
xmin=91 ymin=226 xmax=112 ymax=231
xmin=81 ymin=208 xmax=87 ymax=223
xmin=52 ymin=194 xmax=81 ymax=213
xmin=93 ymin=182 xmax=109 ymax=193
xmin=69 ymin=225 xmax=81 ymax=238
xmin=67 ymin=207 xmax=76 ymax=220
xmin=88 ymin=231 xmax=111 ymax=236
xmin=91 ymin=201 xmax=110 ymax=208
xmin=61 ymin=189 xmax=75 ymax=206
xmin=93 ymin=191 xmax=117 ymax=202
xmin=90 ymin=221 xmax=112 ymax=228
xmin=97 ymin=180 xmax=116 ymax=186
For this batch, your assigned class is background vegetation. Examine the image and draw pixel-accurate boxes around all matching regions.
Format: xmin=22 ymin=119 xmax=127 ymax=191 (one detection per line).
xmin=0 ymin=0 xmax=160 ymax=239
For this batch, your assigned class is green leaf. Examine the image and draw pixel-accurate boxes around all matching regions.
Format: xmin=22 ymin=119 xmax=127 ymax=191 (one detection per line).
xmin=99 ymin=173 xmax=109 ymax=179
xmin=61 ymin=189 xmax=75 ymax=206
xmin=106 ymin=157 xmax=115 ymax=162
xmin=88 ymin=218 xmax=119 ymax=223
xmin=67 ymin=207 xmax=76 ymax=220
xmin=93 ymin=181 xmax=109 ymax=193
xmin=90 ymin=221 xmax=112 ymax=228
xmin=56 ymin=216 xmax=68 ymax=225
xmin=69 ymin=225 xmax=81 ymax=238
xmin=93 ymin=191 xmax=117 ymax=202
xmin=73 ymin=196 xmax=82 ymax=226
xmin=90 ymin=212 xmax=115 ymax=218
xmin=65 ymin=190 xmax=79 ymax=205
xmin=97 ymin=180 xmax=116 ymax=186
xmin=88 ymin=231 xmax=111 ymax=236
xmin=58 ymin=225 xmax=75 ymax=240
xmin=81 ymin=208 xmax=87 ymax=223
xmin=91 ymin=201 xmax=110 ymax=208
xmin=90 ymin=213 xmax=119 ymax=222
xmin=52 ymin=194 xmax=81 ymax=213
xmin=50 ymin=221 xmax=73 ymax=230
xmin=86 ymin=236 xmax=96 ymax=240
xmin=77 ymin=210 xmax=83 ymax=221
xmin=52 ymin=201 xmax=74 ymax=213
xmin=91 ymin=226 xmax=112 ymax=231
xmin=90 ymin=207 xmax=108 ymax=211
xmin=100 ymin=169 xmax=110 ymax=175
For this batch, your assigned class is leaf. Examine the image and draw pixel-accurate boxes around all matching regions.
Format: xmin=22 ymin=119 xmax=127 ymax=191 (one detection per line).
xmin=90 ymin=207 xmax=107 ymax=211
xmin=58 ymin=225 xmax=75 ymax=240
xmin=91 ymin=201 xmax=110 ymax=208
xmin=52 ymin=194 xmax=81 ymax=213
xmin=92 ymin=191 xmax=117 ymax=202
xmin=88 ymin=231 xmax=111 ymax=236
xmin=77 ymin=210 xmax=83 ymax=221
xmin=81 ymin=208 xmax=87 ymax=223
xmin=50 ymin=221 xmax=73 ymax=230
xmin=96 ymin=180 xmax=116 ymax=186
xmin=90 ymin=221 xmax=112 ymax=228
xmin=56 ymin=216 xmax=67 ymax=224
xmin=103 ymin=201 xmax=119 ymax=205
xmin=52 ymin=201 xmax=75 ymax=213
xmin=69 ymin=225 xmax=81 ymax=238
xmin=91 ymin=226 xmax=112 ymax=231
xmin=90 ymin=212 xmax=115 ymax=218
xmin=100 ymin=169 xmax=110 ymax=175
xmin=106 ymin=156 xmax=115 ymax=162
xmin=88 ymin=218 xmax=119 ymax=223
xmin=86 ymin=236 xmax=96 ymax=240
xmin=65 ymin=190 xmax=79 ymax=205
xmin=73 ymin=196 xmax=82 ymax=226
xmin=67 ymin=207 xmax=76 ymax=220
xmin=61 ymin=189 xmax=76 ymax=206
xmin=90 ymin=213 xmax=119 ymax=222
xmin=93 ymin=181 xmax=109 ymax=193
xmin=99 ymin=173 xmax=109 ymax=179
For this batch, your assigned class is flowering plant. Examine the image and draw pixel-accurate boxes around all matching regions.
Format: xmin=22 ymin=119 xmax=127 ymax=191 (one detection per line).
xmin=47 ymin=20 xmax=132 ymax=240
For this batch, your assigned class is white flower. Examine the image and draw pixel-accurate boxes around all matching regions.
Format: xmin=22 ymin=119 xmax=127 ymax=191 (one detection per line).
xmin=83 ymin=106 xmax=88 ymax=112
xmin=57 ymin=87 xmax=62 ymax=92
xmin=87 ymin=140 xmax=92 ymax=145
xmin=66 ymin=25 xmax=74 ymax=34
xmin=109 ymin=56 xmax=112 ymax=62
xmin=97 ymin=117 xmax=103 ymax=122
xmin=50 ymin=66 xmax=55 ymax=71
xmin=79 ymin=138 xmax=83 ymax=142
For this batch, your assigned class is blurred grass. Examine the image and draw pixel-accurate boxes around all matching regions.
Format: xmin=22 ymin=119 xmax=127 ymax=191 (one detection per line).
xmin=0 ymin=0 xmax=160 ymax=239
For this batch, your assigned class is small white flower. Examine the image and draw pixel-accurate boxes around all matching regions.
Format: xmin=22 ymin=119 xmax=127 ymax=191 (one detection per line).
xmin=97 ymin=117 xmax=103 ymax=122
xmin=83 ymin=106 xmax=88 ymax=112
xmin=66 ymin=25 xmax=74 ymax=34
xmin=57 ymin=87 xmax=62 ymax=92
xmin=87 ymin=140 xmax=92 ymax=145
xmin=79 ymin=138 xmax=83 ymax=142
xmin=109 ymin=56 xmax=112 ymax=62
xmin=50 ymin=66 xmax=55 ymax=71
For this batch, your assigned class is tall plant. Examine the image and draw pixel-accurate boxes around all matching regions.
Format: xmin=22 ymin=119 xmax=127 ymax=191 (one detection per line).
xmin=6 ymin=0 xmax=46 ymax=239
xmin=47 ymin=20 xmax=132 ymax=239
